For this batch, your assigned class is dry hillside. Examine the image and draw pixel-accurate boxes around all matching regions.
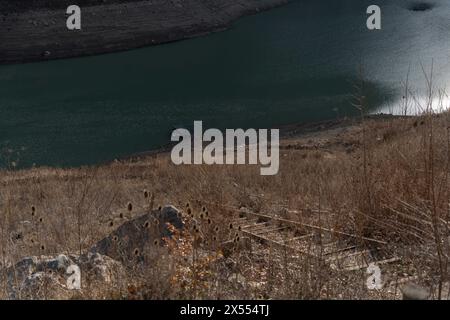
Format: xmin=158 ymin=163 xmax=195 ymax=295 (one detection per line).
xmin=1 ymin=108 xmax=449 ymax=299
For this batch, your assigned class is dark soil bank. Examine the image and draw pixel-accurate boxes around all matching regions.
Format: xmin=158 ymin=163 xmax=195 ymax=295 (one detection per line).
xmin=1 ymin=0 xmax=151 ymax=13
xmin=0 ymin=0 xmax=289 ymax=64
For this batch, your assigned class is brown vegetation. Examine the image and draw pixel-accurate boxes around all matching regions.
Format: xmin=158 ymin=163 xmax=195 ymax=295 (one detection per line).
xmin=0 ymin=104 xmax=449 ymax=299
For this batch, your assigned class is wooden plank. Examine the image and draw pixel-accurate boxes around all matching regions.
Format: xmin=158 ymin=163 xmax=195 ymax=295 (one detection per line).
xmin=241 ymin=222 xmax=270 ymax=232
xmin=254 ymin=226 xmax=290 ymax=235
xmin=242 ymin=210 xmax=387 ymax=245
xmin=342 ymin=257 xmax=401 ymax=272
xmin=282 ymin=234 xmax=315 ymax=243
xmin=327 ymin=249 xmax=373 ymax=263
xmin=242 ymin=229 xmax=320 ymax=259
xmin=240 ymin=222 xmax=268 ymax=230
xmin=324 ymin=245 xmax=357 ymax=256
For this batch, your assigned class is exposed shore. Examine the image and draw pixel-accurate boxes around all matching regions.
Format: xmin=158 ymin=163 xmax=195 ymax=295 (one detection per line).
xmin=1 ymin=113 xmax=404 ymax=174
xmin=0 ymin=0 xmax=290 ymax=64
xmin=120 ymin=113 xmax=399 ymax=163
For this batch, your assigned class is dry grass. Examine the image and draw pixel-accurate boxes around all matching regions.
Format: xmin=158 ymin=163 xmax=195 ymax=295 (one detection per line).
xmin=1 ymin=97 xmax=450 ymax=299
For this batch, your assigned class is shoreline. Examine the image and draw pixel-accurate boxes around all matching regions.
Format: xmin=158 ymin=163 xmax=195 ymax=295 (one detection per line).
xmin=118 ymin=114 xmax=397 ymax=162
xmin=2 ymin=113 xmax=402 ymax=173
xmin=0 ymin=0 xmax=290 ymax=65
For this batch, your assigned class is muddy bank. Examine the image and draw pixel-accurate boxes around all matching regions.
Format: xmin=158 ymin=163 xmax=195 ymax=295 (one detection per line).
xmin=0 ymin=0 xmax=290 ymax=64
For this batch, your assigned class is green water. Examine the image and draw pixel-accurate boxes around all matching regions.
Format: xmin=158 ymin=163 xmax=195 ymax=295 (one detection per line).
xmin=1 ymin=0 xmax=450 ymax=168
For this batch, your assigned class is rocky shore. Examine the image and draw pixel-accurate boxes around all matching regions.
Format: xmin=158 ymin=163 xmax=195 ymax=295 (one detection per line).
xmin=0 ymin=0 xmax=290 ymax=64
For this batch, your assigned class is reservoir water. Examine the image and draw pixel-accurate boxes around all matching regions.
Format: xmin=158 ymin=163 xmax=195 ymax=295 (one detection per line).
xmin=1 ymin=0 xmax=450 ymax=168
